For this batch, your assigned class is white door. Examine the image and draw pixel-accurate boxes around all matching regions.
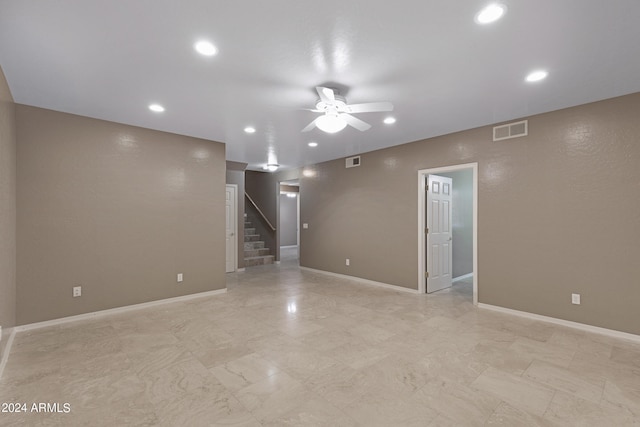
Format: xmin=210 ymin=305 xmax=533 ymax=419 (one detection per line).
xmin=225 ymin=185 xmax=237 ymax=273
xmin=426 ymin=175 xmax=453 ymax=293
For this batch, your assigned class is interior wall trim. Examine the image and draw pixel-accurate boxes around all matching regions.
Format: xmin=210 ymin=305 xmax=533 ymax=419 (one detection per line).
xmin=478 ymin=303 xmax=640 ymax=343
xmin=300 ymin=267 xmax=420 ymax=294
xmin=418 ymin=162 xmax=478 ymax=303
xmin=15 ymin=288 xmax=227 ymax=333
xmin=0 ymin=328 xmax=17 ymax=379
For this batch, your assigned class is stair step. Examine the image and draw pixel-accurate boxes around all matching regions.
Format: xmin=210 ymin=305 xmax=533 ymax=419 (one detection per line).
xmin=244 ymin=255 xmax=275 ymax=267
xmin=244 ymin=248 xmax=270 ymax=258
xmin=244 ymin=241 xmax=265 ymax=250
xmin=244 ymin=221 xmax=252 ymax=227
xmin=245 ymin=227 xmax=256 ymax=235
xmin=244 ymin=234 xmax=261 ymax=242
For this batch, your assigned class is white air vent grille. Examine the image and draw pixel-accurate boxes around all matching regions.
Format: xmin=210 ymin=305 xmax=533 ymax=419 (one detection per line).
xmin=345 ymin=156 xmax=361 ymax=168
xmin=493 ymin=120 xmax=528 ymax=141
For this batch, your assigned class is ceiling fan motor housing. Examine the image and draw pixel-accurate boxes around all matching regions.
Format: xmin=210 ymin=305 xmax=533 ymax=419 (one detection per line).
xmin=316 ymin=93 xmax=347 ymax=112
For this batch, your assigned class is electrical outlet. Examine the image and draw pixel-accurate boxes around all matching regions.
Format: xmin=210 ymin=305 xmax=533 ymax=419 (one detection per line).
xmin=572 ymin=293 xmax=581 ymax=305
xmin=177 ymin=273 xmax=183 ymax=283
xmin=73 ymin=286 xmax=82 ymax=297
xmin=346 ymin=258 xmax=350 ymax=266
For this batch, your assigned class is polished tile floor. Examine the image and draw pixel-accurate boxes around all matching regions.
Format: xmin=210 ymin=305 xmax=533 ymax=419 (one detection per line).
xmin=1 ymin=249 xmax=639 ymax=426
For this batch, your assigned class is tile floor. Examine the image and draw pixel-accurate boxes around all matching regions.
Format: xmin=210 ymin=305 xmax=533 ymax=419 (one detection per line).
xmin=1 ymin=249 xmax=639 ymax=426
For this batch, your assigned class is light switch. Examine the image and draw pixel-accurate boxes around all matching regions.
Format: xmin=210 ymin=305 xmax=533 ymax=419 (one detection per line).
xmin=303 ymin=223 xmax=309 ymax=229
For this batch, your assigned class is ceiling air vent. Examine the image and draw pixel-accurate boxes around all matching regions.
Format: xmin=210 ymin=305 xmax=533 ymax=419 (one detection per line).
xmin=493 ymin=120 xmax=528 ymax=141
xmin=345 ymin=156 xmax=361 ymax=168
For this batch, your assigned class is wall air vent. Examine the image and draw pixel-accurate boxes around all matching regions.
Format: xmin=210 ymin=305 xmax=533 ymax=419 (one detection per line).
xmin=345 ymin=156 xmax=361 ymax=168
xmin=493 ymin=120 xmax=528 ymax=141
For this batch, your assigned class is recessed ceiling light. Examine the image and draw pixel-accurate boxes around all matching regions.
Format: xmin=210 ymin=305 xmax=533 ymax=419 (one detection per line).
xmin=264 ymin=164 xmax=279 ymax=172
xmin=244 ymin=126 xmax=256 ymax=134
xmin=383 ymin=117 xmax=396 ymax=125
xmin=308 ymin=142 xmax=318 ymax=147
xmin=475 ymin=3 xmax=506 ymax=24
xmin=194 ymin=40 xmax=217 ymax=56
xmin=148 ymin=104 xmax=165 ymax=113
xmin=526 ymin=70 xmax=548 ymax=82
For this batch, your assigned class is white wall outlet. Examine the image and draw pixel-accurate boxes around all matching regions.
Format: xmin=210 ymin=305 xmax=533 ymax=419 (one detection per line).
xmin=572 ymin=293 xmax=581 ymax=305
xmin=346 ymin=258 xmax=350 ymax=266
xmin=73 ymin=286 xmax=82 ymax=297
xmin=177 ymin=273 xmax=183 ymax=283
xmin=303 ymin=223 xmax=309 ymax=229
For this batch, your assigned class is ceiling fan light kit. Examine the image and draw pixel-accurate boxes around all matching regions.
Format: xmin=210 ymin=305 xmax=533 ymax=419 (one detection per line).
xmin=315 ymin=114 xmax=347 ymax=133
xmin=302 ymin=87 xmax=393 ymax=134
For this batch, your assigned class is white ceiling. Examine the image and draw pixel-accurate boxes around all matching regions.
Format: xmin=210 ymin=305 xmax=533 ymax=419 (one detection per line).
xmin=2 ymin=1 xmax=640 ymax=171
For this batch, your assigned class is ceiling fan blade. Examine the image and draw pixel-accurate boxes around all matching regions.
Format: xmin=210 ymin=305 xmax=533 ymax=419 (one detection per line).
xmin=301 ymin=117 xmax=319 ymax=132
xmin=316 ymin=86 xmax=335 ymax=103
xmin=341 ymin=113 xmax=371 ymax=131
xmin=345 ymin=102 xmax=394 ymax=113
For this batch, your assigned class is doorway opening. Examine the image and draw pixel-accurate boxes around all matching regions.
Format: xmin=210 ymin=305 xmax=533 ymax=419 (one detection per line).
xmin=418 ymin=163 xmax=478 ymax=304
xmin=279 ymin=179 xmax=300 ymax=264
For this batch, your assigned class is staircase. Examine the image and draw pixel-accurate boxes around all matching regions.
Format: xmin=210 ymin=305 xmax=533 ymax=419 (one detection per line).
xmin=244 ymin=219 xmax=275 ymax=267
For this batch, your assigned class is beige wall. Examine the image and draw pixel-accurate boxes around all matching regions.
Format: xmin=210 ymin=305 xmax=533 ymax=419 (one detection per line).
xmin=300 ymin=93 xmax=640 ymax=335
xmin=226 ymin=161 xmax=247 ymax=269
xmin=0 ymin=66 xmax=16 ymax=355
xmin=16 ymin=105 xmax=226 ymax=325
xmin=439 ymin=169 xmax=473 ymax=278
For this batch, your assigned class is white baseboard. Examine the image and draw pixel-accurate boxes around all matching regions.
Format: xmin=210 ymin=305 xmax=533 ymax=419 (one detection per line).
xmin=280 ymin=245 xmax=298 ymax=249
xmin=0 ymin=328 xmax=17 ymax=379
xmin=478 ymin=303 xmax=640 ymax=343
xmin=16 ymin=288 xmax=227 ymax=333
xmin=236 ymin=268 xmax=246 ymax=272
xmin=453 ymin=273 xmax=474 ymax=283
xmin=300 ymin=267 xmax=420 ymax=294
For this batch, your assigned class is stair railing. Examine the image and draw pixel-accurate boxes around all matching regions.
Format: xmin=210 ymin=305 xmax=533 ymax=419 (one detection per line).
xmin=245 ymin=192 xmax=276 ymax=231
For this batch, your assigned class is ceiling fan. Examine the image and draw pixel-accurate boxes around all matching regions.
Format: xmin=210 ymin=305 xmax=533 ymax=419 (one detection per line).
xmin=302 ymin=87 xmax=394 ymax=133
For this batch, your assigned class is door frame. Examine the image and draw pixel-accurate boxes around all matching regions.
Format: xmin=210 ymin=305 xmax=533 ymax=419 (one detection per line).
xmin=278 ymin=179 xmax=301 ymax=262
xmin=417 ymin=163 xmax=478 ymax=304
xmin=225 ymin=184 xmax=238 ymax=272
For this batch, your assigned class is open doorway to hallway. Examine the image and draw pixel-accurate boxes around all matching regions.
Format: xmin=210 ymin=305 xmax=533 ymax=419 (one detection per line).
xmin=418 ymin=163 xmax=478 ymax=304
xmin=279 ymin=179 xmax=300 ymax=264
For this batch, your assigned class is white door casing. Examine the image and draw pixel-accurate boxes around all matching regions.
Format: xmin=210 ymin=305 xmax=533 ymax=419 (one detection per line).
xmin=417 ymin=163 xmax=478 ymax=303
xmin=225 ymin=185 xmax=237 ymax=273
xmin=426 ymin=174 xmax=453 ymax=293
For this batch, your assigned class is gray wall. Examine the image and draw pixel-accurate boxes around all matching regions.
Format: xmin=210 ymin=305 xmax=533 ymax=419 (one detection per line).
xmin=226 ymin=162 xmax=246 ymax=269
xmin=0 ymin=65 xmax=16 ymax=356
xmin=279 ymin=193 xmax=298 ymax=247
xmin=16 ymin=105 xmax=226 ymax=325
xmin=299 ymin=93 xmax=640 ymax=335
xmin=439 ymin=169 xmax=473 ymax=278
